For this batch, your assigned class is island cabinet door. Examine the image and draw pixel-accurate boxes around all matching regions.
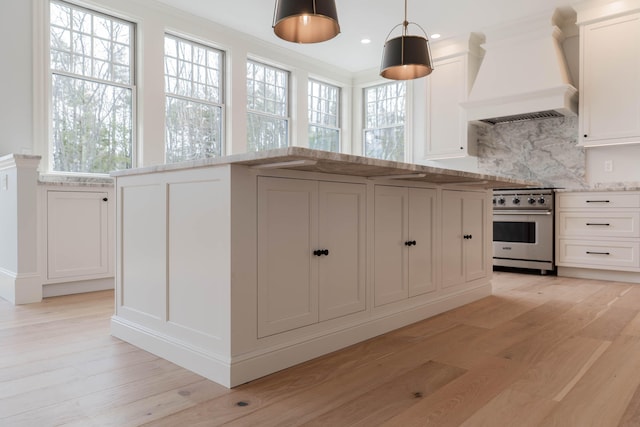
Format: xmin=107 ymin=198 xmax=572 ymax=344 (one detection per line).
xmin=441 ymin=190 xmax=488 ymax=288
xmin=407 ymin=188 xmax=437 ymax=297
xmin=318 ymin=182 xmax=367 ymax=321
xmin=257 ymin=177 xmax=319 ymax=338
xmin=441 ymin=191 xmax=466 ymax=288
xmin=374 ymin=186 xmax=409 ymax=306
xmin=463 ymin=192 xmax=488 ymax=281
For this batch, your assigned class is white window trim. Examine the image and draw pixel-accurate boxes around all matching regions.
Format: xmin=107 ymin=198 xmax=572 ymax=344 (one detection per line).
xmin=164 ymin=33 xmax=226 ymax=161
xmin=246 ymin=58 xmax=291 ymax=150
xmin=34 ymin=0 xmax=138 ymax=175
xmin=361 ymin=80 xmax=413 ymax=163
xmin=308 ymin=78 xmax=341 ymax=152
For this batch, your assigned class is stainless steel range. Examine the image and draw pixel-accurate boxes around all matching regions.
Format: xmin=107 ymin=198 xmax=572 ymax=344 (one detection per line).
xmin=492 ymin=188 xmax=555 ymax=274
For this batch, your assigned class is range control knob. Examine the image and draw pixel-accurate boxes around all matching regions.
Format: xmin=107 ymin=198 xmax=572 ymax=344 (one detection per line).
xmin=528 ymin=197 xmax=536 ymax=205
xmin=498 ymin=197 xmax=506 ymax=205
xmin=492 ymin=198 xmax=497 ymax=205
xmin=538 ymin=197 xmax=546 ymax=204
xmin=512 ymin=197 xmax=521 ymax=205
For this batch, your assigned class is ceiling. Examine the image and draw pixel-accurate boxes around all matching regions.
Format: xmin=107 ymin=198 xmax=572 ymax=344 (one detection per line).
xmin=154 ymin=0 xmax=574 ymax=73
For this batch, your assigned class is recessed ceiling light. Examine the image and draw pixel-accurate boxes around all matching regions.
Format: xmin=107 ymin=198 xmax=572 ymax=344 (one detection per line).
xmin=431 ymin=33 xmax=441 ymax=39
xmin=361 ymin=38 xmax=371 ymax=44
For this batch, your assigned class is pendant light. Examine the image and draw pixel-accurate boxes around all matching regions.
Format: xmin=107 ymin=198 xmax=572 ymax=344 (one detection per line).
xmin=273 ymin=0 xmax=340 ymax=44
xmin=380 ymin=0 xmax=433 ymax=80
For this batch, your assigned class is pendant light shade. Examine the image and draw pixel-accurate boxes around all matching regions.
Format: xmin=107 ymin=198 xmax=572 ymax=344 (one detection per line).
xmin=273 ymin=0 xmax=340 ymax=44
xmin=380 ymin=0 xmax=433 ymax=80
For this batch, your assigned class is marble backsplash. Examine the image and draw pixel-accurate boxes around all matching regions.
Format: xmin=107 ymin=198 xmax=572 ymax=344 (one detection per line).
xmin=475 ymin=116 xmax=588 ymax=190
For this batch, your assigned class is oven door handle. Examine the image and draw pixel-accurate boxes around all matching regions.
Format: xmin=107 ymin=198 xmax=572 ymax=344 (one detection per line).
xmin=493 ymin=210 xmax=552 ymax=215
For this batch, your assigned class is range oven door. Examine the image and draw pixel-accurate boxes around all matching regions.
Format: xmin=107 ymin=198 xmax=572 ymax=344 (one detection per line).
xmin=493 ymin=211 xmax=553 ymax=263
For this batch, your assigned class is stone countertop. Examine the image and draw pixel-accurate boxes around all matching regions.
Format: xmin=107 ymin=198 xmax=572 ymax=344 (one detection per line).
xmin=38 ymin=173 xmax=114 ymax=188
xmin=556 ymin=182 xmax=640 ymax=192
xmin=111 ymin=147 xmax=538 ymax=189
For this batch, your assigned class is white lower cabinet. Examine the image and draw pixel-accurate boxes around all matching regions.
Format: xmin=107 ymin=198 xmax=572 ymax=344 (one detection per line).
xmin=257 ymin=177 xmax=366 ymax=337
xmin=441 ymin=190 xmax=488 ymax=288
xmin=557 ymin=191 xmax=640 ymax=273
xmin=46 ymin=190 xmax=110 ymax=280
xmin=373 ymin=185 xmax=436 ymax=306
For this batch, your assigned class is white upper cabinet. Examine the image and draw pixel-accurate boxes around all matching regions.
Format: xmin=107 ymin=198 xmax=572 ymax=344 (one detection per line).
xmin=577 ymin=4 xmax=640 ymax=146
xmin=416 ymin=34 xmax=484 ymax=161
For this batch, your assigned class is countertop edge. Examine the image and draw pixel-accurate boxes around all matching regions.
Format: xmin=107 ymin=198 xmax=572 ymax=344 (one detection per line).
xmin=110 ymin=147 xmax=539 ymax=189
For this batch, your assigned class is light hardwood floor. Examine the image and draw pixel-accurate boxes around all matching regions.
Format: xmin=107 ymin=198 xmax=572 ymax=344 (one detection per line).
xmin=3 ymin=271 xmax=640 ymax=426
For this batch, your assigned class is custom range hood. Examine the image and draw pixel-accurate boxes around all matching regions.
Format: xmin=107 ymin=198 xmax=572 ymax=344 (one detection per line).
xmin=462 ymin=10 xmax=578 ymax=125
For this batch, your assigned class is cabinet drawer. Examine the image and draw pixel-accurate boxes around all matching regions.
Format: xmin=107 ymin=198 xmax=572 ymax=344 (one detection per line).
xmin=557 ymin=192 xmax=640 ymax=209
xmin=558 ymin=239 xmax=640 ymax=268
xmin=558 ymin=212 xmax=640 ymax=238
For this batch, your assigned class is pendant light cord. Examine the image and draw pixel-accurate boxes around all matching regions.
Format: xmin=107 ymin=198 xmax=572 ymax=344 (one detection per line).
xmin=403 ymin=0 xmax=408 ymax=36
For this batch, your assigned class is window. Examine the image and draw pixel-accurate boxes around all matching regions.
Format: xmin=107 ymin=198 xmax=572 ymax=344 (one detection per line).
xmin=308 ymin=79 xmax=340 ymax=152
xmin=49 ymin=1 xmax=134 ymax=173
xmin=246 ymin=60 xmax=289 ymax=151
xmin=164 ymin=35 xmax=224 ymax=163
xmin=363 ymin=82 xmax=406 ymax=161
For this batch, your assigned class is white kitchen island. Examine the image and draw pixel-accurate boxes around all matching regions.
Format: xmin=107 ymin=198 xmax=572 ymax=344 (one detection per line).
xmin=111 ymin=148 xmax=534 ymax=388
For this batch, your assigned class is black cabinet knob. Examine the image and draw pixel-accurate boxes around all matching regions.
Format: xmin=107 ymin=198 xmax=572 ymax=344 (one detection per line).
xmin=583 ymin=134 xmax=588 ymax=138
xmin=313 ymin=249 xmax=329 ymax=256
xmin=404 ymin=240 xmax=417 ymax=246
xmin=102 ymin=197 xmax=108 ymax=202
xmin=463 ymin=234 xmax=473 ymax=239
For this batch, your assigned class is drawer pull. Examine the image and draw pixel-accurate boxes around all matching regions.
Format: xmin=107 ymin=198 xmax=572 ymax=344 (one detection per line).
xmin=586 ymin=223 xmax=610 ymax=226
xmin=585 ymin=200 xmax=610 ymax=203
xmin=586 ymin=251 xmax=610 ymax=255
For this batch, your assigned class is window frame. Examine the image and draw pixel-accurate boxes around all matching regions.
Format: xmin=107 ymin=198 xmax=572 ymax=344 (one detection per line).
xmin=362 ymin=81 xmax=407 ymax=162
xmin=307 ymin=78 xmax=341 ymax=152
xmin=246 ymin=59 xmax=291 ymax=152
xmin=48 ymin=0 xmax=137 ymax=174
xmin=163 ymin=33 xmax=226 ymax=163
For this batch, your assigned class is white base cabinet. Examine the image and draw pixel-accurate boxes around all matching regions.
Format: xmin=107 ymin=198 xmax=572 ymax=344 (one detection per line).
xmin=46 ymin=190 xmax=111 ymax=280
xmin=557 ymin=191 xmax=640 ymax=281
xmin=441 ymin=190 xmax=489 ymax=288
xmin=373 ymin=185 xmax=436 ymax=306
xmin=112 ymin=164 xmax=494 ymax=388
xmin=257 ymin=177 xmax=366 ymax=337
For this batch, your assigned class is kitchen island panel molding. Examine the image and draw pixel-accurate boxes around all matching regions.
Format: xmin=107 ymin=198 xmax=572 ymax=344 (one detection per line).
xmin=112 ymin=149 xmax=533 ymax=388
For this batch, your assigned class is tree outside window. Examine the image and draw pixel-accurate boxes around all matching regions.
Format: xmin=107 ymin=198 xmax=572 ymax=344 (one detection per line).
xmin=164 ymin=35 xmax=224 ymax=163
xmin=50 ymin=1 xmax=134 ymax=173
xmin=308 ymin=79 xmax=340 ymax=152
xmin=246 ymin=61 xmax=289 ymax=152
xmin=363 ymin=82 xmax=406 ymax=161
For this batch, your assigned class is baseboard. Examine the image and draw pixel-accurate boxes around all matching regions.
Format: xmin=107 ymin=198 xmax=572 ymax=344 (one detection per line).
xmin=0 ymin=268 xmax=42 ymax=304
xmin=111 ymin=282 xmax=491 ymax=388
xmin=43 ymin=277 xmax=114 ymax=298
xmin=558 ymin=266 xmax=640 ymax=284
xmin=111 ymin=316 xmax=233 ymax=388
xmin=229 ymin=283 xmax=492 ymax=387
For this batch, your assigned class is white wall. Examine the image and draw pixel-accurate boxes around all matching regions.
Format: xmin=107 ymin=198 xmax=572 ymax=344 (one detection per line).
xmin=0 ymin=2 xmax=34 ymax=156
xmin=587 ymin=145 xmax=640 ymax=184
